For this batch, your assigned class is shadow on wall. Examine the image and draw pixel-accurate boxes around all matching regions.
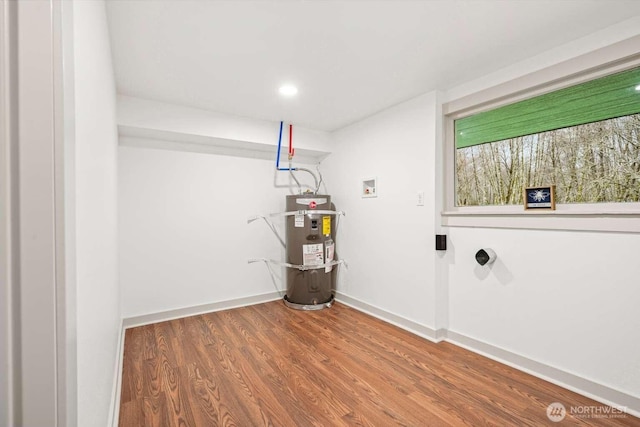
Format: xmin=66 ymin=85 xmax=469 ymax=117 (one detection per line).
xmin=473 ymin=250 xmax=514 ymax=285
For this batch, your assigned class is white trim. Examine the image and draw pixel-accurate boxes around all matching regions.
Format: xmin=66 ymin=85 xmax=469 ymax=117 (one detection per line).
xmin=113 ymin=292 xmax=283 ymax=426
xmin=446 ymin=330 xmax=640 ymax=418
xmin=113 ymin=291 xmax=640 ymax=420
xmin=0 ymin=2 xmax=16 ymax=425
xmin=444 ymin=201 xmax=640 ymax=216
xmin=442 ymin=212 xmax=640 ymax=233
xmin=118 ymin=126 xmax=330 ymax=165
xmin=335 ymin=292 xmax=639 ymax=417
xmin=53 ymin=1 xmax=76 ymax=426
xmin=335 ymin=292 xmax=445 ymax=342
xmin=443 ymin=34 xmax=640 ymax=233
xmin=16 ymin=1 xmax=63 ymax=424
xmin=108 ymin=320 xmax=125 ymax=427
xmin=444 ymin=35 xmax=640 ymax=115
xmin=122 ymin=291 xmax=282 ymax=329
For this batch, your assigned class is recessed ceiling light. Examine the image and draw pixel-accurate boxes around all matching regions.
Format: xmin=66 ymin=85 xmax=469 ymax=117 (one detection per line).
xmin=279 ymin=84 xmax=298 ymax=97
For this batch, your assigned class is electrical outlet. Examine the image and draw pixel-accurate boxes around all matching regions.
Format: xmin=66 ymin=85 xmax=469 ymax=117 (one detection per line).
xmin=417 ymin=191 xmax=425 ymax=206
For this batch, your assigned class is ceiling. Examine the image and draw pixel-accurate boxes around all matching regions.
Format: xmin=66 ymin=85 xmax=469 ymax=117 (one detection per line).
xmin=106 ymin=0 xmax=640 ymax=132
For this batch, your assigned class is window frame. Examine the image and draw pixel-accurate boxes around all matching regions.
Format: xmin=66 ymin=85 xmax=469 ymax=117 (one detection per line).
xmin=442 ymin=36 xmax=640 ymax=233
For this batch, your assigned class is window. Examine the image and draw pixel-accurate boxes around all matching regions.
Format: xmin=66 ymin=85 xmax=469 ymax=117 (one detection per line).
xmin=454 ymin=66 xmax=640 ymax=207
xmin=442 ymin=41 xmax=640 ymax=233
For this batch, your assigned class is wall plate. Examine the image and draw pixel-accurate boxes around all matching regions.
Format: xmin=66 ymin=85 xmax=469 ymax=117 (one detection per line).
xmin=362 ymin=177 xmax=377 ymax=198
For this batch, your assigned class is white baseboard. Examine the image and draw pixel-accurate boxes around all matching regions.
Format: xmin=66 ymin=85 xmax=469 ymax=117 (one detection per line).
xmin=109 ymin=318 xmax=125 ymax=427
xmin=335 ymin=291 xmax=639 ymax=418
xmin=111 ymin=291 xmax=639 ymax=423
xmin=122 ymin=291 xmax=282 ymax=329
xmin=445 ymin=331 xmax=640 ymax=418
xmin=111 ymin=291 xmax=283 ymax=427
xmin=335 ymin=292 xmax=446 ymax=343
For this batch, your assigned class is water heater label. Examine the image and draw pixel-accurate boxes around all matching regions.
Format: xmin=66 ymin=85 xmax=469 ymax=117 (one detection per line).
xmin=302 ymin=244 xmax=324 ymax=266
xmin=322 ymin=216 xmax=331 ymax=235
xmin=294 ymin=214 xmax=304 ymax=227
xmin=325 ymin=240 xmax=334 ymax=273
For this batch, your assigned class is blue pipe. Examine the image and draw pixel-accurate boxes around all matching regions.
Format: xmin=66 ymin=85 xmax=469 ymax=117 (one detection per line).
xmin=276 ymin=120 xmax=296 ymax=171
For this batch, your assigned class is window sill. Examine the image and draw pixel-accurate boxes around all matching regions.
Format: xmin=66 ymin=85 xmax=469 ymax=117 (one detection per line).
xmin=442 ymin=204 xmax=640 ymax=233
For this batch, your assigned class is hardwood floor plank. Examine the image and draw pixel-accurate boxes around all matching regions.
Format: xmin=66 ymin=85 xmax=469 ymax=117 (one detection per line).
xmin=121 ymin=327 xmax=145 ymax=403
xmin=235 ymin=325 xmax=353 ymax=420
xmin=142 ymin=395 xmax=169 ymax=427
xmin=142 ymin=324 xmax=158 ymax=360
xmin=142 ymin=354 xmax=162 ymax=399
xmin=118 ymin=399 xmax=143 ymax=427
xmin=274 ymin=314 xmax=442 ymax=425
xmin=160 ymin=354 xmax=198 ymax=427
xmin=184 ymin=334 xmax=258 ymax=426
xmin=180 ymin=363 xmax=228 ymax=426
xmin=205 ymin=313 xmax=302 ymax=426
xmin=119 ymin=301 xmax=640 ymax=426
xmin=222 ymin=307 xmax=376 ymax=426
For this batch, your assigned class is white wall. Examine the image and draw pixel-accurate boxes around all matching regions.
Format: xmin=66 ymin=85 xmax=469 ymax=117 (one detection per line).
xmin=319 ymin=18 xmax=640 ymax=413
xmin=447 ymin=227 xmax=640 ymax=397
xmin=119 ymin=145 xmax=317 ymax=317
xmin=117 ymin=92 xmax=331 ymax=319
xmin=441 ymin=22 xmax=640 ymax=411
xmin=322 ymin=92 xmax=444 ymax=331
xmin=74 ymin=2 xmax=120 ymax=426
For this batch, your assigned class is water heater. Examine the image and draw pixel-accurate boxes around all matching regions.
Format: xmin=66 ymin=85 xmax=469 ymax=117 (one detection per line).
xmin=284 ymin=194 xmax=336 ymax=310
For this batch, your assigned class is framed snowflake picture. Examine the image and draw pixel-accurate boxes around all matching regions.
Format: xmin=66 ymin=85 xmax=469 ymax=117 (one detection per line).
xmin=524 ymin=185 xmax=556 ymax=210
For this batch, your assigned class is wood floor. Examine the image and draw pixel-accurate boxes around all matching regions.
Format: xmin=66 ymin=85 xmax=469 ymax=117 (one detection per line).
xmin=118 ymin=301 xmax=639 ymax=426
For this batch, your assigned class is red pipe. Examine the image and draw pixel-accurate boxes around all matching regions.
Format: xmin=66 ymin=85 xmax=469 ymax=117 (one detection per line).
xmin=289 ymin=124 xmax=293 ymax=157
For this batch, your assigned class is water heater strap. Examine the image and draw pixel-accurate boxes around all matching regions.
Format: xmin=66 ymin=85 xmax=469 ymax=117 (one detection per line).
xmin=271 ymin=210 xmax=345 ymax=217
xmin=246 ymin=216 xmax=286 ymax=248
xmin=248 ymin=258 xmax=346 ymax=271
